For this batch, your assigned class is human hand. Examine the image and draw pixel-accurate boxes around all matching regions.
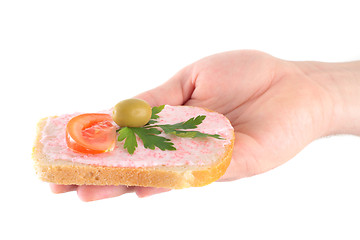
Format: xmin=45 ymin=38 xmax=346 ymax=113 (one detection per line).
xmin=51 ymin=50 xmax=360 ymax=201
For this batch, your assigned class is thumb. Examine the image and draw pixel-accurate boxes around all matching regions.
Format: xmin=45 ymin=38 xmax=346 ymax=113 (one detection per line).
xmin=134 ymin=67 xmax=195 ymax=107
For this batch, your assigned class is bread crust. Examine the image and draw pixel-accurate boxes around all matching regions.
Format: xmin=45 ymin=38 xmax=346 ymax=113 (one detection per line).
xmin=33 ymin=113 xmax=234 ymax=189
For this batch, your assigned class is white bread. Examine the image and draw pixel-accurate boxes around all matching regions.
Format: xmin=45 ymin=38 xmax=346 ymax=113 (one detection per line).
xmin=32 ymin=106 xmax=234 ymax=189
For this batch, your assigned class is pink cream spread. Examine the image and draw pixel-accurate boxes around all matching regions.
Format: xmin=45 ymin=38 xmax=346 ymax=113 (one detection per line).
xmin=40 ymin=105 xmax=233 ymax=168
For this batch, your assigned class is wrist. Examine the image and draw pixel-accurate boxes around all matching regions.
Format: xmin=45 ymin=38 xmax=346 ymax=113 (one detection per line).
xmin=296 ymin=60 xmax=360 ymax=136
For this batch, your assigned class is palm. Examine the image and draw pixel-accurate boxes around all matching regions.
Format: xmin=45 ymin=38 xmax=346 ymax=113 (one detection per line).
xmin=184 ymin=51 xmax=326 ymax=180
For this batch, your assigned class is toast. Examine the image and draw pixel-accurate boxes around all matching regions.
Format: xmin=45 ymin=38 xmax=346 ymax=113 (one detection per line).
xmin=32 ymin=105 xmax=234 ymax=189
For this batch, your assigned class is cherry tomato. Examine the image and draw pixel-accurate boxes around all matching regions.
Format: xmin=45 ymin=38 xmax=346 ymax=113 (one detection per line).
xmin=66 ymin=113 xmax=116 ymax=154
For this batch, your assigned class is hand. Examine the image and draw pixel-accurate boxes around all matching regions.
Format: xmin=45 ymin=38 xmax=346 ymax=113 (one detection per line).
xmin=51 ymin=50 xmax=358 ymax=201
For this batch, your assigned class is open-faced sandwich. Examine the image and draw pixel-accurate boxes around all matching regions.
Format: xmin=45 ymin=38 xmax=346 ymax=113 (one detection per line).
xmin=33 ymin=99 xmax=234 ymax=189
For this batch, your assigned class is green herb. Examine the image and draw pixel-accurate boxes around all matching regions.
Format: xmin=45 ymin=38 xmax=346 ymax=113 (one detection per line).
xmin=117 ymin=127 xmax=137 ymax=155
xmin=149 ymin=115 xmax=223 ymax=139
xmin=164 ymin=130 xmax=222 ymax=139
xmin=150 ymin=105 xmax=165 ymax=119
xmin=145 ymin=105 xmax=165 ymax=126
xmin=132 ymin=128 xmax=176 ymax=151
xmin=117 ymin=105 xmax=223 ymax=154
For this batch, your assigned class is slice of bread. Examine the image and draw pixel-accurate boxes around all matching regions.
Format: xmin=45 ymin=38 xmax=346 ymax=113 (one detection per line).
xmin=32 ymin=106 xmax=234 ymax=189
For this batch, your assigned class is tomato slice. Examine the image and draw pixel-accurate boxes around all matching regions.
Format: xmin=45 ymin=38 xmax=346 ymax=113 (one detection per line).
xmin=66 ymin=113 xmax=116 ymax=154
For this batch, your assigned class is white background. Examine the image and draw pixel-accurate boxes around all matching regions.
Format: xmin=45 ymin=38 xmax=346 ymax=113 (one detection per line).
xmin=1 ymin=0 xmax=359 ymax=239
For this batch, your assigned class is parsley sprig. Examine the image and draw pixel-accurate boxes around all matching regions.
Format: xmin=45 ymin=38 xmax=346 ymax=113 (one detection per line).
xmin=117 ymin=105 xmax=223 ymax=154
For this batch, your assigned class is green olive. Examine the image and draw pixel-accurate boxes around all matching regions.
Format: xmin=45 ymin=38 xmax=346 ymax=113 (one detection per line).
xmin=112 ymin=99 xmax=152 ymax=127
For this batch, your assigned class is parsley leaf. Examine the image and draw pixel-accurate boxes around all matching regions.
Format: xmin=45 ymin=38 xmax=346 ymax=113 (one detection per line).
xmin=118 ymin=127 xmax=137 ymax=154
xmin=151 ymin=105 xmax=165 ymax=119
xmin=145 ymin=119 xmax=158 ymax=125
xmin=117 ymin=126 xmax=176 ymax=154
xmin=132 ymin=128 xmax=176 ymax=151
xmin=152 ymin=115 xmax=206 ymax=133
xmin=145 ymin=105 xmax=165 ymax=126
xmin=166 ymin=130 xmax=223 ymax=139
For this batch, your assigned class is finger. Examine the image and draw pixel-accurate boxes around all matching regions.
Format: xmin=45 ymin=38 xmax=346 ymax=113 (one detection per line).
xmin=135 ymin=187 xmax=171 ymax=198
xmin=134 ymin=66 xmax=195 ymax=107
xmin=77 ymin=185 xmax=135 ymax=202
xmin=49 ymin=183 xmax=78 ymax=194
